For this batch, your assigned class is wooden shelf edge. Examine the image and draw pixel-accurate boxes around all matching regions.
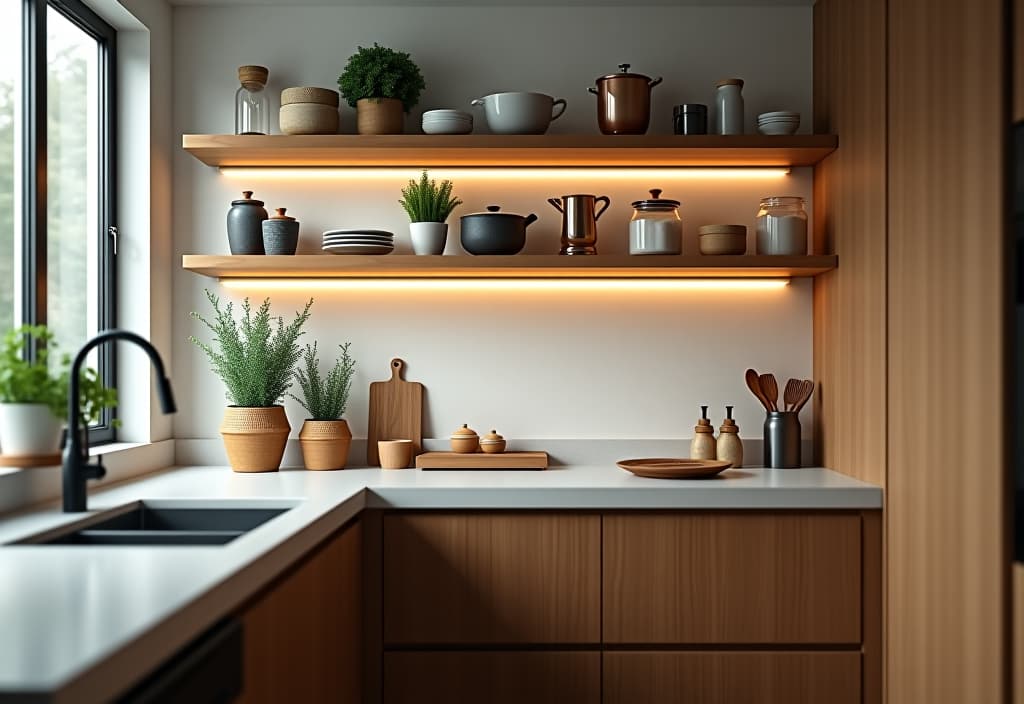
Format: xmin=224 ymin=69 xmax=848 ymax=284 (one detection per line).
xmin=181 ymin=254 xmax=837 ymax=280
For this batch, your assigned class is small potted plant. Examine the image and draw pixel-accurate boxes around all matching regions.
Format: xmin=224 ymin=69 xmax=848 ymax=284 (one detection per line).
xmin=399 ymin=170 xmax=463 ymax=255
xmin=189 ymin=290 xmax=312 ymax=473
xmin=0 ymin=325 xmax=118 ymax=456
xmin=291 ymin=342 xmax=356 ymax=470
xmin=337 ymin=43 xmax=425 ymax=134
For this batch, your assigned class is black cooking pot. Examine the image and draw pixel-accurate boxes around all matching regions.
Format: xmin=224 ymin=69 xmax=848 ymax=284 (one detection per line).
xmin=460 ymin=205 xmax=538 ymax=255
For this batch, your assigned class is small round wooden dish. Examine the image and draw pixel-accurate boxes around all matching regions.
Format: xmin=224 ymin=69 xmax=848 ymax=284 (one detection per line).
xmin=0 ymin=453 xmax=62 ymax=468
xmin=617 ymin=458 xmax=732 ymax=479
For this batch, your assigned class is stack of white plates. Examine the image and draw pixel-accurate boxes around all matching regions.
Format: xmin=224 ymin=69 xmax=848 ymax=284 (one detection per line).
xmin=757 ymin=111 xmax=800 ymax=136
xmin=322 ymin=229 xmax=394 ymax=255
xmin=422 ymin=109 xmax=473 ymax=135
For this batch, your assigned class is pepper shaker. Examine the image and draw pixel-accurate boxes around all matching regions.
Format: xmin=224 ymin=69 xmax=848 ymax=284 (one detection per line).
xmin=690 ymin=405 xmax=717 ymax=460
xmin=717 ymin=406 xmax=743 ymax=468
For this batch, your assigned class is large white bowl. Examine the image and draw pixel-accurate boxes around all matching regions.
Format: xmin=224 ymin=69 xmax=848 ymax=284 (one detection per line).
xmin=470 ymin=92 xmax=566 ymax=135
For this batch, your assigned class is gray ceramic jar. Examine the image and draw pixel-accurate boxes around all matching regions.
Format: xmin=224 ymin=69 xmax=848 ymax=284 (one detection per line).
xmin=262 ymin=208 xmax=300 ymax=255
xmin=226 ymin=191 xmax=268 ymax=254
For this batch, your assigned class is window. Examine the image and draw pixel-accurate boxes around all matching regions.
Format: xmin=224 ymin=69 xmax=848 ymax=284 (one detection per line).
xmin=1 ymin=0 xmax=117 ymax=441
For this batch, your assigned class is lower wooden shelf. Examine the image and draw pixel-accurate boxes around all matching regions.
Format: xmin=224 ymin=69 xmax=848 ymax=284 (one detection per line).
xmin=181 ymin=254 xmax=836 ymax=280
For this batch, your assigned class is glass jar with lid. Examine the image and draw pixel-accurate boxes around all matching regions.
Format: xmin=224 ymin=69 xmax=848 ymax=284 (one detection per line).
xmin=755 ymin=196 xmax=807 ymax=255
xmin=235 ymin=65 xmax=270 ymax=135
xmin=629 ymin=188 xmax=682 ymax=255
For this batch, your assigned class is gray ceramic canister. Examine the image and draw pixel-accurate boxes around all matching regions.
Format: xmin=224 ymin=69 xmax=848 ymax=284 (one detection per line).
xmin=226 ymin=190 xmax=268 ymax=254
xmin=262 ymin=207 xmax=300 ymax=255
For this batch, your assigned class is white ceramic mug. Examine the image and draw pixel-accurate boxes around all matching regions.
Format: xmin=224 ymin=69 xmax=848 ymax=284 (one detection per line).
xmin=470 ymin=92 xmax=567 ymax=135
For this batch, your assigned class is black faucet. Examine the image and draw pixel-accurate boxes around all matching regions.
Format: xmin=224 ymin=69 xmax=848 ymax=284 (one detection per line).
xmin=63 ymin=330 xmax=177 ymax=513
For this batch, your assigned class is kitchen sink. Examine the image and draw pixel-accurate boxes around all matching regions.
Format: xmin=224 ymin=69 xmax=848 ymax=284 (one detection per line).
xmin=13 ymin=501 xmax=296 ymax=546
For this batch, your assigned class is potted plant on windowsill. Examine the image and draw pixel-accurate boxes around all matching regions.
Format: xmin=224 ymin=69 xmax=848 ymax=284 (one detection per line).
xmin=189 ymin=290 xmax=313 ymax=473
xmin=0 ymin=325 xmax=118 ymax=457
xmin=337 ymin=43 xmax=425 ymax=135
xmin=399 ymin=170 xmax=463 ymax=255
xmin=291 ymin=342 xmax=356 ymax=470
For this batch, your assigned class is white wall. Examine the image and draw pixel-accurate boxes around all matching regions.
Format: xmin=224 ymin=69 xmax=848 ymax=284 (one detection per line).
xmin=172 ymin=5 xmax=814 ymax=446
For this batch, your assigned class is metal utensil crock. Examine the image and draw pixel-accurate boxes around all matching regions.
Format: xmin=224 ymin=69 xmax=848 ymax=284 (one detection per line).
xmin=763 ymin=411 xmax=801 ymax=468
xmin=547 ymin=194 xmax=611 ymax=255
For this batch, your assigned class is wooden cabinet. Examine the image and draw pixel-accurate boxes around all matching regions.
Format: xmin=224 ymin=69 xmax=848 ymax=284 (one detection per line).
xmin=382 ymin=512 xmax=600 ymax=644
xmin=236 ymin=518 xmax=362 ymax=704
xmin=603 ymin=513 xmax=862 ymax=644
xmin=383 ymin=652 xmax=600 ymax=704
xmin=603 ymin=651 xmax=860 ymax=704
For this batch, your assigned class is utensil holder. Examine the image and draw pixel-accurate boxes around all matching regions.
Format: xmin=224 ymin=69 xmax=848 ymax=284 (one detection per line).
xmin=763 ymin=411 xmax=801 ymax=468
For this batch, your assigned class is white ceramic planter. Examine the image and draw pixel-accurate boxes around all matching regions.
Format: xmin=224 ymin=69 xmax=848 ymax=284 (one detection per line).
xmin=0 ymin=403 xmax=63 ymax=456
xmin=410 ymin=222 xmax=448 ymax=255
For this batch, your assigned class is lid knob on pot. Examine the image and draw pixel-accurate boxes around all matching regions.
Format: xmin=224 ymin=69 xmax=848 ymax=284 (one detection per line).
xmin=243 ymin=191 xmax=254 ymax=199
xmin=649 ymin=189 xmax=662 ymax=199
xmin=618 ymin=63 xmax=631 ymax=72
xmin=486 ymin=205 xmax=501 ymax=212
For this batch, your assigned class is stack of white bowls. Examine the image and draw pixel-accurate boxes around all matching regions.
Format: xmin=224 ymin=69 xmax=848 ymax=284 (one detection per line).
xmin=421 ymin=109 xmax=473 ymax=135
xmin=757 ymin=111 xmax=800 ymax=135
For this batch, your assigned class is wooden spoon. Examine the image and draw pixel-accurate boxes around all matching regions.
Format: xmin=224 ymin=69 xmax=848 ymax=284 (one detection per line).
xmin=759 ymin=373 xmax=779 ymax=412
xmin=793 ymin=379 xmax=815 ymax=413
xmin=744 ymin=368 xmax=772 ymax=412
xmin=783 ymin=378 xmax=801 ymax=411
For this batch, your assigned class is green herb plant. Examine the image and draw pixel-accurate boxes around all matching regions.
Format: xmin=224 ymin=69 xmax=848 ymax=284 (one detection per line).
xmin=337 ymin=43 xmax=426 ymax=113
xmin=290 ymin=342 xmax=356 ymax=421
xmin=189 ymin=290 xmax=313 ymax=408
xmin=399 ymin=170 xmax=463 ymax=223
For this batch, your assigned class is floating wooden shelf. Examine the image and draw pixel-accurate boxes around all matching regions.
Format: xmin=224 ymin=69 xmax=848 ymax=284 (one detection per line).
xmin=182 ymin=134 xmax=838 ymax=168
xmin=181 ymin=254 xmax=837 ymax=280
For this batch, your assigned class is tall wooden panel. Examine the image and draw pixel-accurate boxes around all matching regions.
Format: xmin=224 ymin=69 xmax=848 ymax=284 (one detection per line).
xmin=1016 ymin=0 xmax=1024 ymax=122
xmin=887 ymin=0 xmax=1006 ymax=700
xmin=1016 ymin=565 xmax=1024 ymax=704
xmin=812 ymin=0 xmax=889 ymax=486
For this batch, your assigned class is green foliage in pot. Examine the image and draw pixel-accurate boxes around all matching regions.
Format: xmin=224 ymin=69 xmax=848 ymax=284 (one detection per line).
xmin=0 ymin=325 xmax=119 ymax=426
xmin=290 ymin=342 xmax=356 ymax=421
xmin=337 ymin=43 xmax=426 ymax=113
xmin=189 ymin=290 xmax=313 ymax=408
xmin=399 ymin=170 xmax=463 ymax=223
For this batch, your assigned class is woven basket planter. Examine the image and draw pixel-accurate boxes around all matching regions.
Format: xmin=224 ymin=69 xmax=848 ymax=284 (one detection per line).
xmin=220 ymin=406 xmax=291 ymax=473
xmin=298 ymin=419 xmax=352 ymax=471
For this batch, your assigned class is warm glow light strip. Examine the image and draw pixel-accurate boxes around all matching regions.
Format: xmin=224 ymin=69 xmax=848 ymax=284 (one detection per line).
xmin=220 ymin=278 xmax=790 ymax=292
xmin=219 ymin=167 xmax=791 ymax=181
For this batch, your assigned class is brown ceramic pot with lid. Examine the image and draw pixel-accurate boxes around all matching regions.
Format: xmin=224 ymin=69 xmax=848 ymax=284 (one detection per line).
xmin=450 ymin=424 xmax=480 ymax=453
xmin=588 ymin=63 xmax=663 ymax=135
xmin=480 ymin=430 xmax=507 ymax=454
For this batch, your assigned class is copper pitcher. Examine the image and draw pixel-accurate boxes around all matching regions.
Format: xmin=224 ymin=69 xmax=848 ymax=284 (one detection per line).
xmin=548 ymin=194 xmax=611 ymax=255
xmin=588 ymin=63 xmax=663 ymax=135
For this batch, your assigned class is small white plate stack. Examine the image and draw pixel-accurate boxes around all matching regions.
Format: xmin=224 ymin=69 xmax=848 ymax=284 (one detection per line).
xmin=322 ymin=229 xmax=394 ymax=255
xmin=757 ymin=111 xmax=800 ymax=135
xmin=421 ymin=109 xmax=473 ymax=135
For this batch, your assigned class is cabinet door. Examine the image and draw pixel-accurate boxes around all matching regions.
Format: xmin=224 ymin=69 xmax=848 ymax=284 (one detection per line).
xmin=237 ymin=519 xmax=362 ymax=704
xmin=603 ymin=651 xmax=860 ymax=704
xmin=384 ymin=651 xmax=600 ymax=704
xmin=603 ymin=513 xmax=861 ymax=643
xmin=383 ymin=512 xmax=600 ymax=644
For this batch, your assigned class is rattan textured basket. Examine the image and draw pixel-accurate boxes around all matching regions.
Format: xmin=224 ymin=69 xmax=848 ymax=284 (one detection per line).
xmin=298 ymin=419 xmax=352 ymax=471
xmin=220 ymin=406 xmax=291 ymax=472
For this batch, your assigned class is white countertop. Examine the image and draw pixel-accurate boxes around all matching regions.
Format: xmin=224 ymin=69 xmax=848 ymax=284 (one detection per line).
xmin=0 ymin=463 xmax=880 ymax=703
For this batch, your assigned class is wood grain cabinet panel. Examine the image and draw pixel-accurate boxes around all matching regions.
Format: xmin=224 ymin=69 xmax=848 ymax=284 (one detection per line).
xmin=383 ymin=512 xmax=600 ymax=644
xmin=383 ymin=652 xmax=600 ymax=704
xmin=603 ymin=651 xmax=860 ymax=704
xmin=237 ymin=519 xmax=362 ymax=704
xmin=603 ymin=513 xmax=861 ymax=644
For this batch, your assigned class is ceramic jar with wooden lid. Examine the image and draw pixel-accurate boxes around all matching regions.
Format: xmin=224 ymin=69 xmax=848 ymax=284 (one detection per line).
xmin=450 ymin=424 xmax=480 ymax=453
xmin=262 ymin=208 xmax=299 ymax=255
xmin=280 ymin=86 xmax=340 ymax=135
xmin=480 ymin=430 xmax=507 ymax=454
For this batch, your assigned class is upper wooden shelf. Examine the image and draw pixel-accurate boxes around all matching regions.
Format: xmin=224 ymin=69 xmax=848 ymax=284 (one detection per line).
xmin=182 ymin=254 xmax=837 ymax=280
xmin=181 ymin=134 xmax=838 ymax=168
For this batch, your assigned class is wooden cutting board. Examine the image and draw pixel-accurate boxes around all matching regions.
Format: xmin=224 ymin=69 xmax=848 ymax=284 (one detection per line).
xmin=416 ymin=452 xmax=548 ymax=470
xmin=367 ymin=358 xmax=423 ymax=467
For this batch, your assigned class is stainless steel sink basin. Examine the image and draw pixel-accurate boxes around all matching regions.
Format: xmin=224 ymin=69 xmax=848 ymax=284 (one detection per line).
xmin=14 ymin=501 xmax=296 ymax=546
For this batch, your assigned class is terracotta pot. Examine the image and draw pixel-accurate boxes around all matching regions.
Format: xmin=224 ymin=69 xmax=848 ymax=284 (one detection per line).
xmin=356 ymin=98 xmax=404 ymax=135
xmin=220 ymin=406 xmax=291 ymax=473
xmin=298 ymin=419 xmax=353 ymax=471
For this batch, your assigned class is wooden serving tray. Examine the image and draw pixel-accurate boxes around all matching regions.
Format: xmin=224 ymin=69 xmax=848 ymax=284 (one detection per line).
xmin=415 ymin=451 xmax=548 ymax=470
xmin=617 ymin=458 xmax=732 ymax=479
xmin=0 ymin=453 xmax=61 ymax=468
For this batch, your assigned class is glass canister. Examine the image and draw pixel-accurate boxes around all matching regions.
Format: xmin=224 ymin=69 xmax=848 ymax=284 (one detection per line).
xmin=756 ymin=196 xmax=808 ymax=255
xmin=629 ymin=189 xmax=682 ymax=255
xmin=235 ymin=65 xmax=270 ymax=135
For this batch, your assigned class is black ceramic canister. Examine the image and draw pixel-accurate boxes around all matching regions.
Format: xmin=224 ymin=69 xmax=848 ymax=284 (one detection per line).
xmin=226 ymin=190 xmax=268 ymax=255
xmin=673 ymin=104 xmax=708 ymax=135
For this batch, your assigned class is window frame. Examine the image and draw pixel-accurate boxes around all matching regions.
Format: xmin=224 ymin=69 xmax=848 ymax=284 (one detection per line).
xmin=20 ymin=0 xmax=117 ymax=442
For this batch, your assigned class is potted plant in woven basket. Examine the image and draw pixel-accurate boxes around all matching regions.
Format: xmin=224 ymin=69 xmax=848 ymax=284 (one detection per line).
xmin=399 ymin=170 xmax=463 ymax=255
xmin=189 ymin=291 xmax=312 ymax=473
xmin=338 ymin=43 xmax=425 ymax=134
xmin=291 ymin=342 xmax=356 ymax=470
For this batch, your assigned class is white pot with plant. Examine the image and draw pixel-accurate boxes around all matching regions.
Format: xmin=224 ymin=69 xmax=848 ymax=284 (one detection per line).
xmin=399 ymin=170 xmax=463 ymax=255
xmin=291 ymin=342 xmax=356 ymax=471
xmin=0 ymin=325 xmax=118 ymax=457
xmin=189 ymin=290 xmax=313 ymax=473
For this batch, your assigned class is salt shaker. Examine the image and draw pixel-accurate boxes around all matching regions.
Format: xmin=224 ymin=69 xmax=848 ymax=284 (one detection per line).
xmin=715 ymin=79 xmax=744 ymax=135
xmin=716 ymin=406 xmax=743 ymax=468
xmin=690 ymin=405 xmax=717 ymax=460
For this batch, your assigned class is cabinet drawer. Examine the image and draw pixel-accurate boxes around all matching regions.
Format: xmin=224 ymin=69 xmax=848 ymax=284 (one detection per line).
xmin=603 ymin=513 xmax=862 ymax=643
xmin=603 ymin=651 xmax=860 ymax=704
xmin=384 ymin=651 xmax=600 ymax=704
xmin=383 ymin=512 xmax=600 ymax=644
